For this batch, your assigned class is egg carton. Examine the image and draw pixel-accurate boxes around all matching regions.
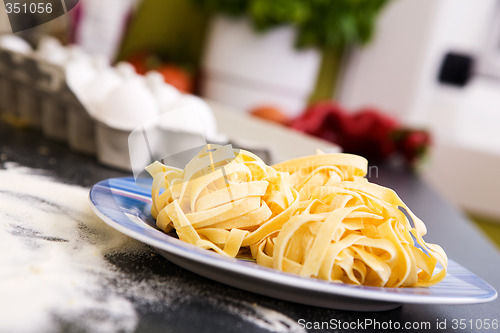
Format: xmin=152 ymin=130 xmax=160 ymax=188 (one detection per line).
xmin=0 ymin=46 xmax=133 ymax=167
xmin=0 ymin=48 xmax=199 ymax=172
xmin=0 ymin=46 xmax=98 ymax=150
xmin=0 ymin=45 xmax=273 ymax=172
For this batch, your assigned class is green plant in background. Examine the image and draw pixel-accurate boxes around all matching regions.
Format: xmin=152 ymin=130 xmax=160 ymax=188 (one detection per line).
xmin=193 ymin=0 xmax=392 ymax=103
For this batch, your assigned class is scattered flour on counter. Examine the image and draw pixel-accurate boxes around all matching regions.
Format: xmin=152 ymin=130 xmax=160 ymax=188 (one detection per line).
xmin=0 ymin=169 xmax=144 ymax=333
xmin=0 ymin=166 xmax=306 ymax=333
xmin=2 ymin=161 xmax=51 ymax=175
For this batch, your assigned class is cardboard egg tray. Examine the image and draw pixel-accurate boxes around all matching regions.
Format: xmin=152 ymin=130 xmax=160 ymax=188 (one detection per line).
xmin=0 ymin=47 xmax=98 ymax=153
xmin=0 ymin=46 xmax=151 ymax=173
xmin=0 ymin=47 xmax=273 ymax=172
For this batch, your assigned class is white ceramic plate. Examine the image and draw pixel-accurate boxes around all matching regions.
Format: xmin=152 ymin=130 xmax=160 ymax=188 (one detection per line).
xmin=89 ymin=177 xmax=498 ymax=312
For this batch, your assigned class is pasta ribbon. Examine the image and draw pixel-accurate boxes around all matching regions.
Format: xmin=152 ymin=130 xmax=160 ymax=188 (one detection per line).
xmin=146 ymin=144 xmax=297 ymax=257
xmin=147 ymin=144 xmax=447 ymax=287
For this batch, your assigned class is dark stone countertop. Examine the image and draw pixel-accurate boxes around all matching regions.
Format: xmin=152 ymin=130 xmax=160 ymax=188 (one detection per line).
xmin=1 ymin=121 xmax=499 ymax=333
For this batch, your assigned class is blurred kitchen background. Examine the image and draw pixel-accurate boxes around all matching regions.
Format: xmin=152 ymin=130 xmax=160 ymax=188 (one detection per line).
xmin=1 ymin=0 xmax=500 ymax=248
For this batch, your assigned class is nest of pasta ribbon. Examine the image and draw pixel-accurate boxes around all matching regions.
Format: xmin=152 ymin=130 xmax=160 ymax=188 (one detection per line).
xmin=147 ymin=144 xmax=447 ymax=287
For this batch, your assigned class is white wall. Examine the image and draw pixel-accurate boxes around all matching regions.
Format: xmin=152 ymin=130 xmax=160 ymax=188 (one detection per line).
xmin=339 ymin=0 xmax=439 ymax=121
xmin=202 ymin=17 xmax=320 ymax=117
xmin=339 ymin=0 xmax=497 ymax=125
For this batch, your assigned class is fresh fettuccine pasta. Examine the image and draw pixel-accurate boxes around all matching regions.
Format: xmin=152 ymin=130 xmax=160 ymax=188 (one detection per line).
xmin=146 ymin=145 xmax=298 ymax=257
xmin=146 ymin=144 xmax=447 ymax=287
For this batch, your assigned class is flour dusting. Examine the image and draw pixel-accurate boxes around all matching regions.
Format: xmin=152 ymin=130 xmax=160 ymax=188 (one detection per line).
xmin=0 ymin=168 xmax=143 ymax=333
xmin=0 ymin=165 xmax=304 ymax=333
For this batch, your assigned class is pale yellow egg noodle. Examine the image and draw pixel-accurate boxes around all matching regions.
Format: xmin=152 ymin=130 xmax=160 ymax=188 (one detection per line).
xmin=146 ymin=144 xmax=447 ymax=288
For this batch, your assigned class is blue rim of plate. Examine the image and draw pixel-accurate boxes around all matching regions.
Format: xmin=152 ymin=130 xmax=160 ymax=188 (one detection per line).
xmin=89 ymin=177 xmax=497 ymax=305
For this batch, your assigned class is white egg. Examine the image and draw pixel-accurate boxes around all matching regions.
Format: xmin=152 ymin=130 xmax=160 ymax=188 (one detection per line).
xmin=115 ymin=61 xmax=137 ymax=79
xmin=80 ymin=65 xmax=121 ymax=116
xmin=92 ymin=54 xmax=110 ymax=69
xmin=65 ymin=47 xmax=97 ymax=97
xmin=145 ymin=71 xmax=181 ymax=110
xmin=65 ymin=45 xmax=89 ymax=63
xmin=0 ymin=34 xmax=32 ymax=54
xmin=159 ymin=94 xmax=217 ymax=138
xmin=96 ymin=75 xmax=159 ymax=131
xmin=36 ymin=36 xmax=67 ymax=65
